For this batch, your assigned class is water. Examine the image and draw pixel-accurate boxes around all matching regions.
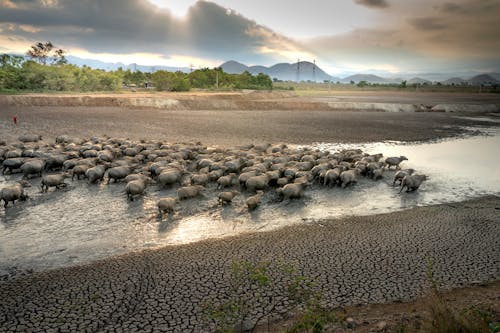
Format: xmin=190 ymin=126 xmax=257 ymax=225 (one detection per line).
xmin=1 ymin=125 xmax=499 ymax=275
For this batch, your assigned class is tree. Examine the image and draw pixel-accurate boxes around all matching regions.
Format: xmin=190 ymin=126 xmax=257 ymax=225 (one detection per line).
xmin=53 ymin=48 xmax=67 ymax=65
xmin=27 ymin=41 xmax=66 ymax=65
xmin=0 ymin=54 xmax=24 ymax=68
xmin=357 ymin=80 xmax=368 ymax=88
xmin=255 ymin=73 xmax=272 ymax=90
xmin=152 ymin=70 xmax=190 ymax=91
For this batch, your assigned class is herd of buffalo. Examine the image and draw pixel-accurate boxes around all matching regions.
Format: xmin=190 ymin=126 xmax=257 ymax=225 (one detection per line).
xmin=0 ymin=134 xmax=428 ymax=215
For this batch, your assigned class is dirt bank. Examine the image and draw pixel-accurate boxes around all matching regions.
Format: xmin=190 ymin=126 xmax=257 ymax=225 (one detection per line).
xmin=1 ymin=91 xmax=499 ymax=112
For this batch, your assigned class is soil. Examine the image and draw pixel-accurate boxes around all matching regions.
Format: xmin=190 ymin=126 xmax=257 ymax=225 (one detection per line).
xmin=1 ymin=105 xmax=498 ymax=146
xmin=0 ymin=91 xmax=499 ymax=332
xmin=267 ymin=281 xmax=500 ymax=332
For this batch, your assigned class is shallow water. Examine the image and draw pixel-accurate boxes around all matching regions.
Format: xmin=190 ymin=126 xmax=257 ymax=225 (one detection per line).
xmin=1 ymin=125 xmax=499 ymax=274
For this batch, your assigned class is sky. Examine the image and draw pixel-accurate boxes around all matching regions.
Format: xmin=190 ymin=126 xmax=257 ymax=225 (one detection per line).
xmin=0 ymin=0 xmax=499 ymax=76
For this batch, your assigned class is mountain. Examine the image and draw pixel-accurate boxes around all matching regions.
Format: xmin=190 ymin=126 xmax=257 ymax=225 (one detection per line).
xmin=467 ymin=74 xmax=499 ymax=86
xmin=65 ymin=56 xmax=190 ymax=73
xmin=220 ymin=60 xmax=249 ymax=74
xmin=442 ymin=77 xmax=467 ymax=85
xmin=220 ymin=60 xmax=336 ymax=82
xmin=341 ymin=74 xmax=388 ymax=84
xmin=488 ymin=73 xmax=500 ymax=81
xmin=407 ymin=77 xmax=432 ymax=85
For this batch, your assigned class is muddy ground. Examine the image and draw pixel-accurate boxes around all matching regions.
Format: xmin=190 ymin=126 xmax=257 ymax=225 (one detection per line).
xmin=1 ymin=91 xmax=500 ymax=145
xmin=1 ymin=196 xmax=499 ymax=332
xmin=1 ymin=92 xmax=499 ymax=332
xmin=1 ymin=105 xmax=499 ymax=146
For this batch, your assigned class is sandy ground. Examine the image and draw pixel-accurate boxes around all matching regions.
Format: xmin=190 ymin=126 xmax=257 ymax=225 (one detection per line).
xmin=1 ymin=105 xmax=499 ymax=146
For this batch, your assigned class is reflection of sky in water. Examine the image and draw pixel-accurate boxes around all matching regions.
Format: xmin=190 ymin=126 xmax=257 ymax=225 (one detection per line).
xmin=314 ymin=126 xmax=500 ymax=197
xmin=1 ymin=125 xmax=499 ymax=273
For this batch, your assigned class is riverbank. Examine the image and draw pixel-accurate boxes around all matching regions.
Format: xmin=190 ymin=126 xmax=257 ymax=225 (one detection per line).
xmin=1 ymin=105 xmax=500 ymax=146
xmin=1 ymin=196 xmax=499 ymax=332
xmin=1 ymin=91 xmax=500 ymax=113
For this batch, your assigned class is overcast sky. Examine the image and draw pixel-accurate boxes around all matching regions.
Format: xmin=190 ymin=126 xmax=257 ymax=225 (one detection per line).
xmin=1 ymin=0 xmax=499 ymax=75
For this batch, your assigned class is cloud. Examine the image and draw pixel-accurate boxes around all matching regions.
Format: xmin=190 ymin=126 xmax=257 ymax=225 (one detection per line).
xmin=0 ymin=0 xmax=498 ymax=74
xmin=354 ymin=0 xmax=389 ymax=9
xmin=0 ymin=0 xmax=310 ymax=66
xmin=305 ymin=0 xmax=500 ymax=74
xmin=409 ymin=17 xmax=448 ymax=31
xmin=437 ymin=0 xmax=500 ymax=14
xmin=0 ymin=0 xmax=18 ymax=8
xmin=439 ymin=2 xmax=462 ymax=13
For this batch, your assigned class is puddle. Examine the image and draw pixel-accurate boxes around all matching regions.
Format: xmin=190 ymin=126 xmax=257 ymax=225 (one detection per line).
xmin=1 ymin=126 xmax=499 ymax=275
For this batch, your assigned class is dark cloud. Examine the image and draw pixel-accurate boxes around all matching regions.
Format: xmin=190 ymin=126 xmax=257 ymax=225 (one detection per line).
xmin=409 ymin=17 xmax=448 ymax=31
xmin=438 ymin=0 xmax=500 ymax=14
xmin=354 ymin=0 xmax=389 ymax=9
xmin=439 ymin=2 xmax=462 ymax=13
xmin=0 ymin=0 xmax=299 ymax=63
xmin=1 ymin=0 xmax=499 ymax=74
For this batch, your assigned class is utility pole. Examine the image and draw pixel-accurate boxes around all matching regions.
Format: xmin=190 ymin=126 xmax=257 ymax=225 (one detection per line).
xmin=190 ymin=63 xmax=193 ymax=73
xmin=296 ymin=58 xmax=300 ymax=82
xmin=216 ymin=70 xmax=219 ymax=89
xmin=313 ymin=59 xmax=316 ymax=82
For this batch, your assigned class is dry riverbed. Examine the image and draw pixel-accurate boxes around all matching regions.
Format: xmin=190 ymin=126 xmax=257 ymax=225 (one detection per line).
xmin=1 ymin=93 xmax=499 ymax=332
xmin=1 ymin=105 xmax=499 ymax=146
xmin=1 ymin=196 xmax=499 ymax=332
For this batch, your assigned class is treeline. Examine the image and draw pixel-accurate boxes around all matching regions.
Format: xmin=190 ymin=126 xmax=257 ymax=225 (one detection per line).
xmin=0 ymin=54 xmax=122 ymax=92
xmin=0 ymin=54 xmax=273 ymax=92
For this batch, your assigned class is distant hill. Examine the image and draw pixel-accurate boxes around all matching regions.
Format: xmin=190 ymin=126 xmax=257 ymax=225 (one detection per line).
xmin=442 ymin=77 xmax=467 ymax=85
xmin=467 ymin=74 xmax=499 ymax=86
xmin=66 ymin=56 xmax=190 ymax=73
xmin=407 ymin=77 xmax=432 ymax=85
xmin=341 ymin=74 xmax=388 ymax=84
xmin=12 ymin=54 xmax=499 ymax=85
xmin=220 ymin=60 xmax=337 ymax=82
xmin=488 ymin=73 xmax=500 ymax=81
xmin=220 ymin=60 xmax=248 ymax=74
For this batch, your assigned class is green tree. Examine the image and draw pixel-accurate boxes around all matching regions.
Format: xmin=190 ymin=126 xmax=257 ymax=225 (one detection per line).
xmin=0 ymin=54 xmax=25 ymax=90
xmin=152 ymin=70 xmax=190 ymax=91
xmin=27 ymin=41 xmax=66 ymax=65
xmin=254 ymin=73 xmax=272 ymax=90
xmin=357 ymin=80 xmax=368 ymax=88
xmin=0 ymin=54 xmax=24 ymax=68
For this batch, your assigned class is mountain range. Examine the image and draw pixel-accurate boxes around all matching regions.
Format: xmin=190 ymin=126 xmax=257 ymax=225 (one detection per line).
xmin=65 ymin=56 xmax=190 ymax=73
xmin=220 ymin=60 xmax=499 ymax=86
xmin=221 ymin=60 xmax=337 ymax=82
xmin=52 ymin=56 xmax=500 ymax=86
